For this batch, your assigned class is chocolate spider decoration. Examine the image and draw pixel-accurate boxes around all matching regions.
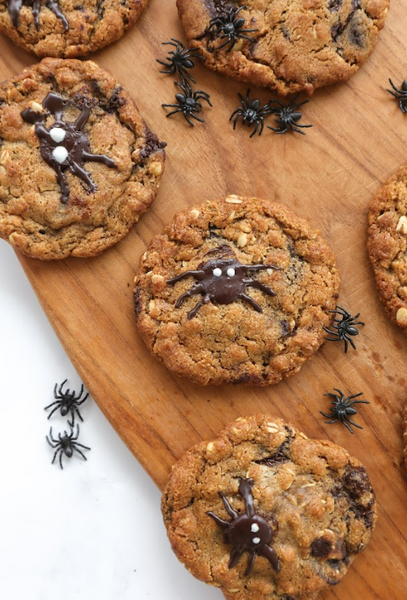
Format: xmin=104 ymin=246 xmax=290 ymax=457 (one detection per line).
xmin=44 ymin=379 xmax=89 ymax=427
xmin=267 ymin=95 xmax=312 ymax=135
xmin=204 ymin=5 xmax=258 ymax=52
xmin=21 ymin=92 xmax=117 ymax=204
xmin=46 ymin=425 xmax=91 ymax=469
xmin=156 ymin=38 xmax=203 ymax=84
xmin=320 ymin=389 xmax=370 ymax=434
xmin=162 ymin=81 xmax=212 ymax=126
xmin=387 ymin=79 xmax=407 ymax=114
xmin=207 ymin=478 xmax=280 ymax=576
xmin=7 ymin=0 xmax=68 ymax=30
xmin=323 ymin=306 xmax=364 ymax=353
xmin=167 ymin=249 xmax=279 ymax=319
xmin=230 ymin=90 xmax=272 ymax=137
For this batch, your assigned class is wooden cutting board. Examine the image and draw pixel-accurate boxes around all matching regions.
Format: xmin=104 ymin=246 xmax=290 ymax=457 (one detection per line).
xmin=1 ymin=1 xmax=406 ymax=598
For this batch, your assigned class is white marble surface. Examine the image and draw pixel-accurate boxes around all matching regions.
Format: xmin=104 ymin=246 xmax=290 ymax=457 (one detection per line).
xmin=0 ymin=241 xmax=220 ymax=600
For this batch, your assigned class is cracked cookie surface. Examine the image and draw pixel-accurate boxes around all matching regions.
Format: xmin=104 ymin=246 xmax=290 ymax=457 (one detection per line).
xmin=133 ymin=196 xmax=340 ymax=385
xmin=177 ymin=0 xmax=390 ymax=95
xmin=0 ymin=0 xmax=149 ymax=57
xmin=162 ymin=414 xmax=377 ymax=600
xmin=367 ymin=163 xmax=407 ymax=334
xmin=0 ymin=58 xmax=165 ymax=259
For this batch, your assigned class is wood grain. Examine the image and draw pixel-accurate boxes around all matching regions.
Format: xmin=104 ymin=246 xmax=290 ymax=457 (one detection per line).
xmin=1 ymin=1 xmax=407 ymax=598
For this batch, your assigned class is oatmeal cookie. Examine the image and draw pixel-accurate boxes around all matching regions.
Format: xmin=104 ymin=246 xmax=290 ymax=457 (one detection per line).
xmin=0 ymin=0 xmax=149 ymax=57
xmin=0 ymin=58 xmax=165 ymax=260
xmin=177 ymin=0 xmax=390 ymax=96
xmin=366 ymin=163 xmax=407 ymax=333
xmin=162 ymin=414 xmax=377 ymax=600
xmin=134 ymin=195 xmax=340 ymax=385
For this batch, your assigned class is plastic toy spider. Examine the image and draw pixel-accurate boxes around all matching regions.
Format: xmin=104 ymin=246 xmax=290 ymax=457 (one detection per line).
xmin=167 ymin=251 xmax=279 ymax=319
xmin=162 ymin=82 xmax=212 ymax=126
xmin=44 ymin=379 xmax=89 ymax=427
xmin=320 ymin=389 xmax=370 ymax=434
xmin=156 ymin=38 xmax=203 ymax=84
xmin=8 ymin=0 xmax=68 ymax=30
xmin=323 ymin=306 xmax=364 ymax=353
xmin=229 ymin=90 xmax=272 ymax=137
xmin=46 ymin=425 xmax=91 ymax=469
xmin=206 ymin=5 xmax=258 ymax=52
xmin=207 ymin=478 xmax=280 ymax=576
xmin=387 ymin=79 xmax=407 ymax=114
xmin=267 ymin=94 xmax=312 ymax=135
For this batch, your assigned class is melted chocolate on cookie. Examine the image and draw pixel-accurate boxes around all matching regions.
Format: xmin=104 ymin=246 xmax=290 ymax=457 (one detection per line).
xmin=8 ymin=0 xmax=68 ymax=30
xmin=207 ymin=478 xmax=280 ymax=576
xmin=21 ymin=92 xmax=117 ymax=204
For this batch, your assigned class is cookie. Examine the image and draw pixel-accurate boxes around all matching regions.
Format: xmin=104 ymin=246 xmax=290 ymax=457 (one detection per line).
xmin=366 ymin=163 xmax=407 ymax=333
xmin=176 ymin=0 xmax=390 ymax=96
xmin=134 ymin=195 xmax=340 ymax=385
xmin=162 ymin=414 xmax=377 ymax=600
xmin=0 ymin=0 xmax=149 ymax=57
xmin=0 ymin=58 xmax=165 ymax=260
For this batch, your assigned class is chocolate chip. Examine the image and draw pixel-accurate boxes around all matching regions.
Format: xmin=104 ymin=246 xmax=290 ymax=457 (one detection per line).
xmin=311 ymin=537 xmax=332 ymax=557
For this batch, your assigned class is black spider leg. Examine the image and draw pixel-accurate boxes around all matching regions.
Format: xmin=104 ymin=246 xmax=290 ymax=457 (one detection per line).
xmin=387 ymin=79 xmax=407 ymax=113
xmin=46 ymin=428 xmax=65 ymax=467
xmin=67 ymin=386 xmax=89 ymax=427
xmin=8 ymin=0 xmax=23 ymax=27
xmin=47 ymin=0 xmax=69 ymax=30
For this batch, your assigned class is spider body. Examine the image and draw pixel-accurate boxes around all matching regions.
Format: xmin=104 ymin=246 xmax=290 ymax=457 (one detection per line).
xmin=387 ymin=79 xmax=407 ymax=114
xmin=46 ymin=425 xmax=91 ymax=469
xmin=8 ymin=0 xmax=68 ymax=30
xmin=206 ymin=6 xmax=258 ymax=52
xmin=44 ymin=379 xmax=89 ymax=427
xmin=267 ymin=95 xmax=312 ymax=135
xmin=323 ymin=306 xmax=364 ymax=353
xmin=162 ymin=82 xmax=212 ymax=126
xmin=156 ymin=38 xmax=203 ymax=84
xmin=167 ymin=252 xmax=279 ymax=319
xmin=320 ymin=389 xmax=370 ymax=434
xmin=230 ymin=90 xmax=272 ymax=137
xmin=207 ymin=478 xmax=280 ymax=576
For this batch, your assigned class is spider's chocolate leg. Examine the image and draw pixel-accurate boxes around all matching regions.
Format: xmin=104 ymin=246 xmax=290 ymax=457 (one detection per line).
xmin=238 ymin=292 xmax=263 ymax=312
xmin=74 ymin=104 xmax=92 ymax=131
xmin=48 ymin=0 xmax=69 ymax=30
xmin=245 ymin=279 xmax=276 ymax=297
xmin=245 ymin=552 xmax=256 ymax=576
xmin=82 ymin=151 xmax=117 ymax=169
xmin=258 ymin=545 xmax=280 ymax=572
xmin=69 ymin=162 xmax=97 ymax=193
xmin=8 ymin=0 xmax=23 ymax=27
xmin=174 ymin=283 xmax=205 ymax=308
xmin=228 ymin=547 xmax=245 ymax=570
xmin=32 ymin=0 xmax=41 ymax=29
xmin=51 ymin=162 xmax=70 ymax=204
xmin=220 ymin=491 xmax=239 ymax=519
xmin=206 ymin=512 xmax=230 ymax=529
xmin=239 ymin=478 xmax=255 ymax=517
xmin=188 ymin=296 xmax=210 ymax=319
xmin=167 ymin=270 xmax=203 ymax=284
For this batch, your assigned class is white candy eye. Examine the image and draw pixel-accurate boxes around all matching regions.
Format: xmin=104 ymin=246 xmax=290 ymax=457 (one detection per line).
xmin=52 ymin=146 xmax=68 ymax=164
xmin=226 ymin=268 xmax=236 ymax=277
xmin=50 ymin=127 xmax=66 ymax=143
xmin=251 ymin=524 xmax=260 ymax=533
xmin=252 ymin=537 xmax=261 ymax=545
xmin=213 ymin=268 xmax=222 ymax=277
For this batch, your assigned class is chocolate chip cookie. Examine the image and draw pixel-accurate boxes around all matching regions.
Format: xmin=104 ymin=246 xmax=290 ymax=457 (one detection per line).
xmin=177 ymin=0 xmax=390 ymax=96
xmin=0 ymin=0 xmax=149 ymax=57
xmin=134 ymin=195 xmax=340 ymax=385
xmin=162 ymin=414 xmax=377 ymax=600
xmin=367 ymin=163 xmax=407 ymax=333
xmin=0 ymin=58 xmax=165 ymax=259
